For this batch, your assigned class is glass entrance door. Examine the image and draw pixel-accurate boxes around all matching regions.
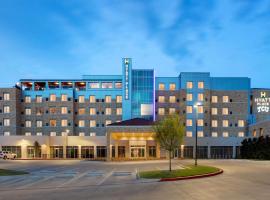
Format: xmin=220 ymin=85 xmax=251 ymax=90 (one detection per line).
xmin=130 ymin=145 xmax=146 ymax=158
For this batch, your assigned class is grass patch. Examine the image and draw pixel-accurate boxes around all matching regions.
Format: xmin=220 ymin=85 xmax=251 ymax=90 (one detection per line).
xmin=0 ymin=169 xmax=29 ymax=176
xmin=139 ymin=165 xmax=220 ymax=179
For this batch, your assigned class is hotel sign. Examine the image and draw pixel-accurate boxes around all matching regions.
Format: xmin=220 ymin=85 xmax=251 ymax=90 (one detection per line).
xmin=124 ymin=58 xmax=129 ymax=100
xmin=254 ymin=91 xmax=270 ymax=113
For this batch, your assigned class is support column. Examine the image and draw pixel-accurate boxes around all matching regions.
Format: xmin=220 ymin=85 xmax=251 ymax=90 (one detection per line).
xmin=233 ymin=146 xmax=236 ymax=159
xmin=115 ymin=141 xmax=119 ymax=159
xmin=78 ymin=145 xmax=81 ymax=159
xmin=63 ymin=136 xmax=67 ymax=159
xmin=106 ymin=131 xmax=111 ymax=161
xmin=208 ymin=145 xmax=211 ymax=159
xmin=156 ymin=142 xmax=161 ymax=159
xmin=180 ymin=145 xmax=184 ymax=158
xmin=21 ymin=145 xmax=27 ymax=159
xmin=125 ymin=140 xmax=129 ymax=160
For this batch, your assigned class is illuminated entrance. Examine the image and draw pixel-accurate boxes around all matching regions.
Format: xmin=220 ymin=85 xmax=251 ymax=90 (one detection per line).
xmin=130 ymin=146 xmax=145 ymax=158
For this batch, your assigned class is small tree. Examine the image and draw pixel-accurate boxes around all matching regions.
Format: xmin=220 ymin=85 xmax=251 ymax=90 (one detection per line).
xmin=34 ymin=141 xmax=41 ymax=158
xmin=153 ymin=115 xmax=185 ymax=171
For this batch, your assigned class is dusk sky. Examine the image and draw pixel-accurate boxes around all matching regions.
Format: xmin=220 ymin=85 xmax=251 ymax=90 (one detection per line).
xmin=0 ymin=0 xmax=270 ymax=87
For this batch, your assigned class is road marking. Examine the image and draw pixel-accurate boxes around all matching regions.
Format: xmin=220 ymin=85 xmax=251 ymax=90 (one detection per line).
xmin=58 ymin=171 xmax=90 ymax=187
xmin=97 ymin=168 xmax=115 ymax=185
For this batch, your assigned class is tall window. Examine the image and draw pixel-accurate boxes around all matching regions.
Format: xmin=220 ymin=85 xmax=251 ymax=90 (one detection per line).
xmin=105 ymin=96 xmax=111 ymax=103
xmin=116 ymin=108 xmax=122 ymax=115
xmin=238 ymin=132 xmax=244 ymax=137
xmin=4 ymin=132 xmax=10 ymax=136
xmin=3 ymin=106 xmax=10 ymax=113
xmin=89 ymin=108 xmax=96 ymax=115
xmin=116 ymin=95 xmax=122 ymax=103
xmin=222 ymin=108 xmax=229 ymax=115
xmin=198 ymin=106 xmax=203 ymax=114
xmin=78 ymin=95 xmax=85 ymax=103
xmin=212 ymin=132 xmax=218 ymax=137
xmin=49 ymin=107 xmax=57 ymax=114
xmin=115 ymin=82 xmax=122 ymax=89
xmin=187 ymin=93 xmax=193 ymax=101
xmin=222 ymin=120 xmax=229 ymax=127
xmin=25 ymin=96 xmax=31 ymax=103
xmin=211 ymin=96 xmax=218 ymax=103
xmin=78 ymin=120 xmax=85 ymax=127
xmin=61 ymin=107 xmax=67 ymax=114
xmin=105 ymin=120 xmax=112 ymax=125
xmin=186 ymin=106 xmax=193 ymax=113
xmin=238 ymin=120 xmax=244 ymax=127
xmin=78 ymin=108 xmax=85 ymax=115
xmin=50 ymin=94 xmax=56 ymax=102
xmin=50 ymin=120 xmax=57 ymax=127
xmin=158 ymin=108 xmax=165 ymax=115
xmin=198 ymin=82 xmax=204 ymax=89
xmin=223 ymin=132 xmax=229 ymax=137
xmin=212 ymin=120 xmax=218 ymax=127
xmin=186 ymin=82 xmax=193 ymax=89
xmin=25 ymin=120 xmax=31 ymax=127
xmin=169 ymin=83 xmax=176 ymax=91
xmin=89 ymin=95 xmax=95 ymax=103
xmin=186 ymin=119 xmax=192 ymax=126
xmin=36 ymin=121 xmax=42 ymax=127
xmin=223 ymin=96 xmax=229 ymax=103
xmin=25 ymin=108 xmax=31 ymax=115
xmin=158 ymin=96 xmax=165 ymax=103
xmin=198 ymin=131 xmax=204 ymax=137
xmin=105 ymin=108 xmax=112 ymax=115
xmin=197 ymin=119 xmax=204 ymax=126
xmin=90 ymin=120 xmax=96 ymax=127
xmin=3 ymin=119 xmax=10 ymax=126
xmin=3 ymin=93 xmax=10 ymax=101
xmin=61 ymin=119 xmax=68 ymax=127
xmin=169 ymin=108 xmax=176 ymax=114
xmin=25 ymin=132 xmax=31 ymax=136
xmin=159 ymin=83 xmax=165 ymax=90
xmin=211 ymin=108 xmax=218 ymax=115
xmin=36 ymin=95 xmax=42 ymax=103
xmin=198 ymin=93 xmax=204 ymax=101
xmin=61 ymin=94 xmax=67 ymax=101
xmin=186 ymin=131 xmax=192 ymax=137
xmin=169 ymin=96 xmax=176 ymax=103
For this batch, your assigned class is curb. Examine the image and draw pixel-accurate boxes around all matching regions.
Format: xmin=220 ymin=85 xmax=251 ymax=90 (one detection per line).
xmin=159 ymin=169 xmax=223 ymax=182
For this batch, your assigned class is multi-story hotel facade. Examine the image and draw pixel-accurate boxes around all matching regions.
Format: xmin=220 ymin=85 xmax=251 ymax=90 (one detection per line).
xmin=0 ymin=58 xmax=270 ymax=160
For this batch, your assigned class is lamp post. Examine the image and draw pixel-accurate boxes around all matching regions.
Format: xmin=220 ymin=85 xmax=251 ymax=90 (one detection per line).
xmin=193 ymin=103 xmax=201 ymax=166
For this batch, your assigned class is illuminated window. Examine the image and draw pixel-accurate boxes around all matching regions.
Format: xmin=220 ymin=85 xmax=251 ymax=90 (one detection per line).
xmin=223 ymin=132 xmax=229 ymax=137
xmin=50 ymin=94 xmax=56 ymax=102
xmin=212 ymin=96 xmax=218 ymax=103
xmin=50 ymin=120 xmax=56 ymax=127
xmin=3 ymin=93 xmax=10 ymax=101
xmin=105 ymin=108 xmax=112 ymax=115
xmin=101 ymin=82 xmax=113 ymax=88
xmin=25 ymin=120 xmax=31 ymax=127
xmin=25 ymin=96 xmax=31 ymax=103
xmin=252 ymin=130 xmax=257 ymax=137
xmin=187 ymin=93 xmax=193 ymax=101
xmin=89 ymin=95 xmax=96 ymax=103
xmin=78 ymin=108 xmax=85 ymax=115
xmin=198 ymin=131 xmax=204 ymax=137
xmin=116 ymin=95 xmax=122 ymax=103
xmin=169 ymin=108 xmax=176 ymax=114
xmin=158 ymin=96 xmax=165 ymax=103
xmin=222 ymin=120 xmax=229 ymax=127
xmin=25 ymin=108 xmax=31 ymax=115
xmin=212 ymin=132 xmax=218 ymax=137
xmin=169 ymin=83 xmax=176 ymax=91
xmin=212 ymin=120 xmax=218 ymax=127
xmin=198 ymin=82 xmax=204 ymax=89
xmin=4 ymin=132 xmax=10 ymax=136
xmin=159 ymin=83 xmax=165 ymax=90
xmin=4 ymin=119 xmax=10 ymax=126
xmin=116 ymin=108 xmax=122 ymax=115
xmin=186 ymin=131 xmax=192 ymax=137
xmin=211 ymin=108 xmax=218 ymax=115
xmin=61 ymin=107 xmax=67 ymax=114
xmin=158 ymin=108 xmax=165 ymax=115
xmin=49 ymin=107 xmax=57 ymax=114
xmin=4 ymin=106 xmax=10 ymax=113
xmin=61 ymin=132 xmax=68 ymax=136
xmin=36 ymin=120 xmax=42 ymax=127
xmin=238 ymin=132 xmax=244 ymax=137
xmin=25 ymin=132 xmax=31 ymax=136
xmin=37 ymin=132 xmax=42 ymax=136
xmin=238 ymin=120 xmax=244 ymax=127
xmin=186 ymin=82 xmax=193 ymax=89
xmin=105 ymin=96 xmax=111 ymax=103
xmin=222 ymin=108 xmax=229 ymax=115
xmin=50 ymin=132 xmax=56 ymax=136
xmin=90 ymin=120 xmax=96 ymax=127
xmin=186 ymin=119 xmax=193 ymax=126
xmin=90 ymin=108 xmax=96 ymax=115
xmin=61 ymin=119 xmax=68 ymax=127
xmin=89 ymin=82 xmax=100 ymax=89
xmin=36 ymin=95 xmax=42 ymax=103
xmin=79 ymin=132 xmax=85 ymax=136
xmin=115 ymin=82 xmax=122 ymax=89
xmin=78 ymin=120 xmax=85 ymax=127
xmin=90 ymin=132 xmax=96 ymax=136
xmin=198 ymin=106 xmax=203 ymax=114
xmin=223 ymin=96 xmax=229 ymax=103
xmin=169 ymin=96 xmax=176 ymax=103
xmin=198 ymin=93 xmax=204 ymax=101
xmin=105 ymin=120 xmax=112 ymax=125
xmin=61 ymin=94 xmax=67 ymax=101
xmin=197 ymin=119 xmax=204 ymax=126
xmin=78 ymin=95 xmax=85 ymax=103
xmin=186 ymin=106 xmax=193 ymax=113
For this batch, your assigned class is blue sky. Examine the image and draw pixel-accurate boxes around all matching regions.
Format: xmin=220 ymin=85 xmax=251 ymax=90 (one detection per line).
xmin=0 ymin=0 xmax=270 ymax=87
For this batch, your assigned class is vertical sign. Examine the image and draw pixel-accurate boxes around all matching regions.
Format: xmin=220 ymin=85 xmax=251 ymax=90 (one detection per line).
xmin=124 ymin=58 xmax=129 ymax=100
xmin=255 ymin=91 xmax=270 ymax=113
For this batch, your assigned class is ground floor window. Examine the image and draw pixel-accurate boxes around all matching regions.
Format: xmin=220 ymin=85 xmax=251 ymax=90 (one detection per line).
xmin=130 ymin=145 xmax=145 ymax=158
xmin=183 ymin=146 xmax=193 ymax=158
xmin=2 ymin=146 xmax=21 ymax=158
xmin=27 ymin=146 xmax=41 ymax=158
xmin=197 ymin=146 xmax=208 ymax=159
xmin=118 ymin=146 xmax=125 ymax=158
xmin=66 ymin=146 xmax=78 ymax=158
xmin=112 ymin=146 xmax=115 ymax=158
xmin=236 ymin=146 xmax=241 ymax=158
xmin=211 ymin=146 xmax=233 ymax=159
xmin=50 ymin=146 xmax=63 ymax=158
xmin=81 ymin=146 xmax=94 ymax=159
xmin=148 ymin=146 xmax=156 ymax=158
xmin=96 ymin=146 xmax=106 ymax=158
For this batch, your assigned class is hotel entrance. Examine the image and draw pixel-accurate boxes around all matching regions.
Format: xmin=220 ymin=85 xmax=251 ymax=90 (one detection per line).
xmin=130 ymin=146 xmax=145 ymax=158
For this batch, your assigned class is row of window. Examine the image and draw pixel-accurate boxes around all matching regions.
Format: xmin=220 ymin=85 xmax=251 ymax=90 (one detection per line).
xmin=158 ymin=107 xmax=235 ymax=115
xmin=186 ymin=131 xmax=245 ymax=138
xmin=158 ymin=81 xmax=204 ymax=90
xmin=157 ymin=95 xmax=231 ymax=103
xmin=186 ymin=119 xmax=245 ymax=127
xmin=3 ymin=132 xmax=97 ymax=137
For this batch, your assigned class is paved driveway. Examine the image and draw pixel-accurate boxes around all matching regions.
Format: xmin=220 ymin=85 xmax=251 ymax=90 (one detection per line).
xmin=0 ymin=159 xmax=269 ymax=200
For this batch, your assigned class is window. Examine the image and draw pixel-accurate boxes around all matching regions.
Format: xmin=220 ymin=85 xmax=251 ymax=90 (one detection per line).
xmin=198 ymin=93 xmax=204 ymax=101
xmin=78 ymin=95 xmax=85 ymax=103
xmin=158 ymin=108 xmax=165 ymax=115
xmin=50 ymin=120 xmax=57 ymax=127
xmin=186 ymin=131 xmax=192 ymax=137
xmin=211 ymin=96 xmax=218 ymax=103
xmin=89 ymin=95 xmax=95 ymax=103
xmin=187 ymin=93 xmax=193 ymax=101
xmin=61 ymin=94 xmax=67 ymax=101
xmin=101 ymin=82 xmax=113 ymax=88
xmin=37 ymin=132 xmax=42 ymax=136
xmin=198 ymin=106 xmax=203 ymax=114
xmin=50 ymin=94 xmax=56 ymax=102
xmin=4 ymin=131 xmax=10 ymax=136
xmin=3 ymin=106 xmax=10 ymax=113
xmin=169 ymin=108 xmax=176 ymax=114
xmin=212 ymin=132 xmax=218 ymax=137
xmin=25 ymin=120 xmax=31 ymax=127
xmin=169 ymin=96 xmax=176 ymax=103
xmin=36 ymin=95 xmax=42 ymax=103
xmin=198 ymin=82 xmax=204 ymax=89
xmin=79 ymin=132 xmax=85 ymax=136
xmin=78 ymin=108 xmax=85 ymax=115
xmin=169 ymin=83 xmax=176 ymax=91
xmin=25 ymin=108 xmax=31 ymax=115
xmin=61 ymin=119 xmax=68 ymax=127
xmin=115 ymin=82 xmax=122 ymax=89
xmin=116 ymin=95 xmax=122 ymax=103
xmin=223 ymin=132 xmax=229 ymax=137
xmin=90 ymin=120 xmax=96 ymax=127
xmin=238 ymin=132 xmax=244 ymax=137
xmin=238 ymin=120 xmax=244 ymax=127
xmin=197 ymin=119 xmax=204 ymax=126
xmin=25 ymin=132 xmax=31 ymax=136
xmin=105 ymin=120 xmax=112 ymax=125
xmin=222 ymin=108 xmax=229 ymax=115
xmin=61 ymin=107 xmax=67 ymax=114
xmin=158 ymin=96 xmax=165 ymax=103
xmin=223 ymin=96 xmax=229 ymax=103
xmin=3 ymin=93 xmax=10 ymax=101
xmin=78 ymin=120 xmax=85 ymax=127
xmin=90 ymin=108 xmax=96 ymax=115
xmin=89 ymin=82 xmax=100 ymax=89
xmin=186 ymin=106 xmax=193 ymax=113
xmin=50 ymin=132 xmax=56 ymax=136
xmin=211 ymin=108 xmax=218 ymax=115
xmin=61 ymin=132 xmax=68 ymax=136
xmin=105 ymin=108 xmax=112 ymax=115
xmin=212 ymin=120 xmax=218 ymax=127
xmin=159 ymin=83 xmax=165 ymax=90
xmin=90 ymin=132 xmax=96 ymax=136
xmin=105 ymin=96 xmax=111 ymax=103
xmin=36 ymin=120 xmax=42 ymax=127
xmin=49 ymin=107 xmax=57 ymax=114
xmin=222 ymin=120 xmax=229 ymax=127
xmin=186 ymin=82 xmax=193 ymax=89
xmin=25 ymin=96 xmax=31 ymax=103
xmin=36 ymin=108 xmax=44 ymax=116
xmin=198 ymin=131 xmax=204 ymax=137
xmin=186 ymin=119 xmax=193 ymax=126
xmin=4 ymin=119 xmax=10 ymax=126
xmin=116 ymin=108 xmax=122 ymax=115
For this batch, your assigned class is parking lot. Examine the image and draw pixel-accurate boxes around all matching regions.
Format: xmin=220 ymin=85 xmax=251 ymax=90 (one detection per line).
xmin=0 ymin=159 xmax=270 ymax=200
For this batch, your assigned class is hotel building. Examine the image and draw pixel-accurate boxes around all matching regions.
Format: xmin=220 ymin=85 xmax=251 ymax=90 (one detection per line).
xmin=0 ymin=58 xmax=269 ymax=160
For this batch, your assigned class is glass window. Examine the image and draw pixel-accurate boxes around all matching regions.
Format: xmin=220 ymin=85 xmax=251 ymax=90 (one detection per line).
xmin=25 ymin=96 xmax=31 ymax=103
xmin=238 ymin=120 xmax=244 ymax=127
xmin=50 ymin=132 xmax=56 ymax=136
xmin=4 ymin=119 xmax=10 ymax=126
xmin=212 ymin=108 xmax=218 ymax=115
xmin=198 ymin=131 xmax=204 ymax=137
xmin=36 ymin=120 xmax=42 ymax=127
xmin=89 ymin=95 xmax=95 ymax=103
xmin=186 ymin=82 xmax=193 ymax=89
xmin=25 ymin=120 xmax=31 ymax=127
xmin=197 ymin=119 xmax=204 ymax=126
xmin=37 ymin=132 xmax=42 ymax=136
xmin=223 ymin=96 xmax=229 ymax=103
xmin=158 ymin=108 xmax=165 ymax=115
xmin=116 ymin=95 xmax=122 ymax=103
xmin=78 ymin=95 xmax=85 ymax=103
xmin=61 ymin=107 xmax=67 ymax=114
xmin=105 ymin=120 xmax=112 ymax=125
xmin=238 ymin=132 xmax=244 ymax=137
xmin=90 ymin=120 xmax=96 ymax=127
xmin=49 ymin=107 xmax=57 ymax=114
xmin=50 ymin=94 xmax=56 ymax=102
xmin=222 ymin=120 xmax=229 ymax=127
xmin=187 ymin=93 xmax=193 ymax=101
xmin=4 ymin=106 xmax=10 ymax=113
xmin=25 ymin=108 xmax=31 ymax=115
xmin=61 ymin=119 xmax=68 ymax=127
xmin=89 ymin=82 xmax=100 ymax=89
xmin=198 ymin=106 xmax=203 ymax=114
xmin=212 ymin=120 xmax=218 ymax=127
xmin=61 ymin=94 xmax=67 ymax=101
xmin=186 ymin=131 xmax=192 ymax=137
xmin=25 ymin=132 xmax=31 ymax=136
xmin=186 ymin=119 xmax=192 ymax=126
xmin=186 ymin=106 xmax=193 ymax=113
xmin=50 ymin=120 xmax=57 ymax=127
xmin=169 ymin=96 xmax=176 ymax=103
xmin=90 ymin=108 xmax=96 ymax=115
xmin=78 ymin=108 xmax=85 ymax=115
xmin=198 ymin=93 xmax=204 ymax=101
xmin=223 ymin=132 xmax=229 ymax=137
xmin=79 ymin=132 xmax=85 ymax=136
xmin=78 ymin=120 xmax=85 ymax=127
xmin=222 ymin=108 xmax=229 ymax=115
xmin=158 ymin=96 xmax=165 ymax=103
xmin=62 ymin=132 xmax=68 ymax=136
xmin=36 ymin=108 xmax=44 ymax=116
xmin=198 ymin=82 xmax=204 ymax=89
xmin=4 ymin=132 xmax=10 ymax=136
xmin=101 ymin=82 xmax=113 ymax=88
xmin=116 ymin=108 xmax=122 ymax=115
xmin=36 ymin=95 xmax=42 ymax=103
xmin=169 ymin=108 xmax=176 ymax=114
xmin=115 ymin=82 xmax=122 ymax=89
xmin=105 ymin=96 xmax=111 ymax=103
xmin=169 ymin=83 xmax=176 ymax=91
xmin=90 ymin=132 xmax=96 ymax=136
xmin=211 ymin=96 xmax=218 ymax=103
xmin=212 ymin=132 xmax=218 ymax=137
xmin=159 ymin=83 xmax=165 ymax=90
xmin=105 ymin=108 xmax=111 ymax=115
xmin=3 ymin=93 xmax=10 ymax=101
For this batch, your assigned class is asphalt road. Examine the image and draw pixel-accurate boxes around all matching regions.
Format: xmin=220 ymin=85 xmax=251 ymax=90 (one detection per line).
xmin=0 ymin=159 xmax=269 ymax=200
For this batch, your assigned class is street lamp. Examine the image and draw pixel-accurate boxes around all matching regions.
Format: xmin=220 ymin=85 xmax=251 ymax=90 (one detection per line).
xmin=193 ymin=102 xmax=201 ymax=166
